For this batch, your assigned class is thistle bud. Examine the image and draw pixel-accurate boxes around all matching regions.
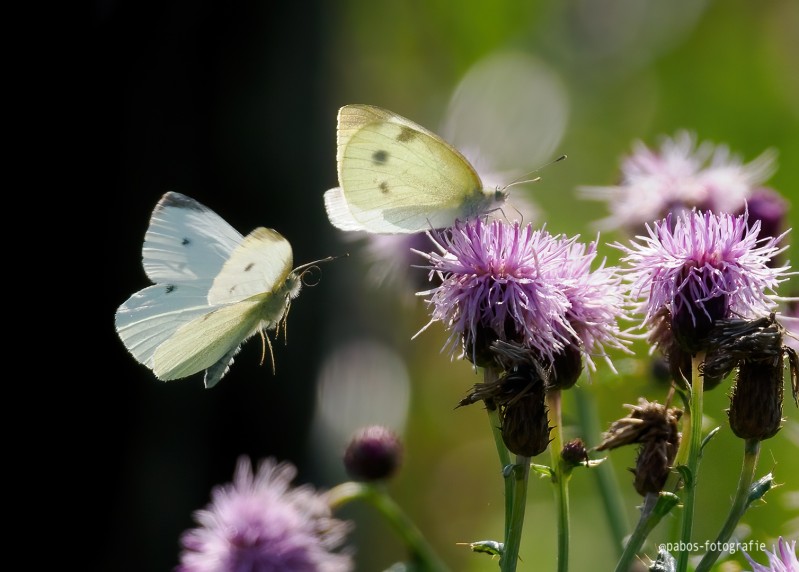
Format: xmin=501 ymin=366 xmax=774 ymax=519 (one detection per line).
xmin=548 ymin=344 xmax=583 ymax=391
xmin=561 ymin=438 xmax=589 ymax=468
xmin=728 ymin=358 xmax=784 ymax=441
xmin=463 ymin=323 xmax=503 ymax=369
xmin=343 ymin=425 xmax=403 ymax=482
xmin=499 ymin=366 xmax=551 ymax=457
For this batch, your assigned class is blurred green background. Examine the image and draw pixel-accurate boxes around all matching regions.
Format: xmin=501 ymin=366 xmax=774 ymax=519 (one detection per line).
xmin=99 ymin=1 xmax=798 ymax=570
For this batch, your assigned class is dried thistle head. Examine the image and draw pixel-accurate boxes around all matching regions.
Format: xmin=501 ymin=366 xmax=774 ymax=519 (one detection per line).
xmin=597 ymin=397 xmax=682 ymax=495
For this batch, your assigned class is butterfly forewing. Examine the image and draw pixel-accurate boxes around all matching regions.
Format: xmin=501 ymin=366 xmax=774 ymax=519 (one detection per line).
xmin=143 ymin=192 xmax=243 ymax=285
xmin=207 ymin=227 xmax=294 ymax=306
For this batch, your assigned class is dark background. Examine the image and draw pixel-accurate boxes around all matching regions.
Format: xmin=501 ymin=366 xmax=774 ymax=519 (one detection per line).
xmin=99 ymin=3 xmax=348 ymax=570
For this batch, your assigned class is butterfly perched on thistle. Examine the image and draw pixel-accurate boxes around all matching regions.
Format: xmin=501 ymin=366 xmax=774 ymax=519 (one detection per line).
xmin=324 ymin=104 xmax=511 ymax=234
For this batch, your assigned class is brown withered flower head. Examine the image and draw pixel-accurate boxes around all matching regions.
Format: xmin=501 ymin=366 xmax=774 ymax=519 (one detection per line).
xmin=597 ymin=398 xmax=683 ymax=496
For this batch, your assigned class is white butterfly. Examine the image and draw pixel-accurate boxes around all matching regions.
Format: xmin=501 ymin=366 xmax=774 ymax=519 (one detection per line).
xmin=116 ymin=192 xmax=319 ymax=388
xmin=324 ymin=104 xmax=509 ymax=234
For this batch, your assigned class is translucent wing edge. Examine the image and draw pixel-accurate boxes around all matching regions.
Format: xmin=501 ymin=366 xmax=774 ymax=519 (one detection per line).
xmin=115 ymin=283 xmax=214 ymax=369
xmin=324 ymin=187 xmax=369 ymax=232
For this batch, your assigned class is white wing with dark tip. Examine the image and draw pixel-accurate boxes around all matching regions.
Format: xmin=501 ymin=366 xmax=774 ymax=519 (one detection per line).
xmin=143 ymin=191 xmax=243 ymax=285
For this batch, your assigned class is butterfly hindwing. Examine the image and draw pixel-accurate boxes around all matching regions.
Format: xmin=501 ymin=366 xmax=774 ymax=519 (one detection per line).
xmin=152 ymin=298 xmax=266 ymax=383
xmin=115 ymin=283 xmax=215 ymax=368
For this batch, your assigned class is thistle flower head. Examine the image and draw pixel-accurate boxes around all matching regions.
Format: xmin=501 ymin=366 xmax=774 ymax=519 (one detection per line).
xmin=616 ymin=209 xmax=791 ymax=354
xmin=744 ymin=537 xmax=798 ymax=572
xmin=177 ymin=456 xmax=352 ymax=572
xmin=580 ymin=131 xmax=779 ymax=234
xmin=416 ymin=218 xmax=628 ymax=376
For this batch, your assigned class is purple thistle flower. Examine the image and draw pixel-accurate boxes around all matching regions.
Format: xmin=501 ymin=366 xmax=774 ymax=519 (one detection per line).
xmin=348 ymin=194 xmax=541 ymax=297
xmin=177 ymin=457 xmax=353 ymax=572
xmin=616 ymin=209 xmax=791 ymax=353
xmin=416 ymin=218 xmax=628 ymax=374
xmin=744 ymin=537 xmax=798 ymax=572
xmin=555 ymin=238 xmax=631 ymax=372
xmin=579 ymin=131 xmax=780 ymax=235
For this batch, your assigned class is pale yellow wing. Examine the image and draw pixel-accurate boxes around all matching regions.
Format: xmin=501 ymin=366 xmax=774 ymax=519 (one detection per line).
xmin=207 ymin=227 xmax=293 ymax=306
xmin=335 ymin=104 xmax=489 ymax=233
xmin=152 ymin=298 xmax=265 ymax=384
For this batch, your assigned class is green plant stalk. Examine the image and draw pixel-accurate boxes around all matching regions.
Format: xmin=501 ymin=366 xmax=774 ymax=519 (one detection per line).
xmin=547 ymin=389 xmax=570 ymax=572
xmin=574 ymin=385 xmax=628 ymax=555
xmin=664 ymin=391 xmax=691 ymax=543
xmin=695 ymin=438 xmax=761 ymax=572
xmin=500 ymin=455 xmax=531 ymax=572
xmin=485 ymin=367 xmax=513 ymax=540
xmin=677 ymin=353 xmax=705 ymax=572
xmin=328 ymin=481 xmax=449 ymax=571
xmin=614 ymin=492 xmax=679 ymax=572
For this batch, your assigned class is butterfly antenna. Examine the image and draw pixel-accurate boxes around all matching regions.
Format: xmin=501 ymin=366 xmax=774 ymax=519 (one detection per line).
xmin=502 ymin=154 xmax=568 ymax=191
xmin=294 ymin=253 xmax=349 ymax=278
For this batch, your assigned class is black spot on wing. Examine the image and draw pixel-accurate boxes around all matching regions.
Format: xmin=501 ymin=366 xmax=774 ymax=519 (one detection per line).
xmin=396 ymin=127 xmax=416 ymax=143
xmin=165 ymin=284 xmax=176 ymax=294
xmin=372 ymin=150 xmax=388 ymax=164
xmin=379 ymin=181 xmax=390 ymax=194
xmin=182 ymin=237 xmax=191 ymax=246
xmin=245 ymin=262 xmax=255 ymax=271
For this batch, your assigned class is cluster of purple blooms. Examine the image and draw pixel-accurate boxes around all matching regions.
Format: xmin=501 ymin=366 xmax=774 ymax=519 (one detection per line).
xmin=175 ymin=132 xmax=797 ymax=571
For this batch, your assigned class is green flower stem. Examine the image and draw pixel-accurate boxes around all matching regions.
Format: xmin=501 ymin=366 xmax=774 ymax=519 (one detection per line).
xmin=500 ymin=455 xmax=531 ymax=572
xmin=574 ymin=386 xmax=628 ymax=555
xmin=614 ymin=492 xmax=680 ymax=572
xmin=615 ymin=492 xmax=680 ymax=572
xmin=328 ymin=481 xmax=449 ymax=572
xmin=547 ymin=389 xmax=570 ymax=572
xmin=485 ymin=368 xmax=513 ymax=540
xmin=667 ymin=399 xmax=692 ymax=488
xmin=677 ymin=353 xmax=705 ymax=572
xmin=663 ymin=389 xmax=691 ymax=543
xmin=695 ymin=438 xmax=761 ymax=572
